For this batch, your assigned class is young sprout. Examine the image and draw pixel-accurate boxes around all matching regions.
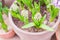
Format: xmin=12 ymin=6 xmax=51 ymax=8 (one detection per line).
xmin=49 ymin=5 xmax=59 ymax=22
xmin=44 ymin=0 xmax=59 ymax=22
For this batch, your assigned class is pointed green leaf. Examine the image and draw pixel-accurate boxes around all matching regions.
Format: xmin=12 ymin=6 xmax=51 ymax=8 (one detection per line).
xmin=0 ymin=12 xmax=3 ymax=23
xmin=22 ymin=22 xmax=35 ymax=28
xmin=3 ymin=6 xmax=9 ymax=15
xmin=2 ymin=22 xmax=8 ymax=32
xmin=40 ymin=24 xmax=54 ymax=31
xmin=39 ymin=14 xmax=46 ymax=24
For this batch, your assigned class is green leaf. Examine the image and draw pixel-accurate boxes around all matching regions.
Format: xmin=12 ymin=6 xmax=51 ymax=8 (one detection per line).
xmin=0 ymin=12 xmax=3 ymax=23
xmin=40 ymin=0 xmax=44 ymax=6
xmin=40 ymin=24 xmax=54 ymax=31
xmin=32 ymin=2 xmax=40 ymax=19
xmin=22 ymin=22 xmax=35 ymax=28
xmin=11 ymin=9 xmax=23 ymax=21
xmin=32 ymin=7 xmax=37 ymax=17
xmin=0 ymin=2 xmax=2 ymax=12
xmin=17 ymin=0 xmax=21 ymax=2
xmin=17 ymin=14 xmax=29 ymax=24
xmin=49 ymin=5 xmax=59 ymax=22
xmin=0 ymin=2 xmax=8 ymax=32
xmin=44 ymin=0 xmax=51 ymax=5
xmin=33 ymin=19 xmax=40 ymax=27
xmin=11 ymin=10 xmax=19 ymax=18
xmin=17 ymin=14 xmax=24 ymax=21
xmin=23 ymin=17 xmax=29 ymax=24
xmin=0 ymin=2 xmax=2 ymax=7
xmin=3 ymin=6 xmax=9 ymax=15
xmin=34 ymin=2 xmax=40 ymax=12
xmin=21 ymin=0 xmax=32 ymax=9
xmin=17 ymin=0 xmax=24 ymax=9
xmin=11 ymin=9 xmax=29 ymax=24
xmin=1 ymin=22 xmax=8 ymax=32
xmin=39 ymin=14 xmax=46 ymax=24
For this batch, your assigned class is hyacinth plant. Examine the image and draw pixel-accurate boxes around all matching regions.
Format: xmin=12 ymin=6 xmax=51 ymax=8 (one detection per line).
xmin=44 ymin=0 xmax=59 ymax=22
xmin=10 ymin=0 xmax=59 ymax=31
xmin=0 ymin=2 xmax=9 ymax=32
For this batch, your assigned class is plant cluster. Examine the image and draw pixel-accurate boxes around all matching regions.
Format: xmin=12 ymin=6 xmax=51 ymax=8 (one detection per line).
xmin=11 ymin=0 xmax=59 ymax=31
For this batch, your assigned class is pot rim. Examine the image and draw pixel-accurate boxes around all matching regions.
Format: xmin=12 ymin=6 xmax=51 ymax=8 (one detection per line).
xmin=8 ymin=1 xmax=60 ymax=35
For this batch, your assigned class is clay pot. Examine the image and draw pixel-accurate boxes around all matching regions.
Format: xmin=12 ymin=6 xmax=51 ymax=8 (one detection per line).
xmin=8 ymin=1 xmax=60 ymax=40
xmin=56 ymin=24 xmax=60 ymax=40
xmin=0 ymin=29 xmax=15 ymax=39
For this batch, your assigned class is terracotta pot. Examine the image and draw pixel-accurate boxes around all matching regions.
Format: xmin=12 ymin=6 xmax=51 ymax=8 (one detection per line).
xmin=56 ymin=24 xmax=60 ymax=40
xmin=0 ymin=14 xmax=15 ymax=39
xmin=8 ymin=1 xmax=60 ymax=40
xmin=0 ymin=29 xmax=15 ymax=39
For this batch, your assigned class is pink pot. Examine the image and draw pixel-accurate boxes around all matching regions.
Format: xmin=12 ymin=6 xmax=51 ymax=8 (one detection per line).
xmin=8 ymin=1 xmax=60 ymax=40
xmin=56 ymin=24 xmax=60 ymax=40
xmin=0 ymin=29 xmax=15 ymax=39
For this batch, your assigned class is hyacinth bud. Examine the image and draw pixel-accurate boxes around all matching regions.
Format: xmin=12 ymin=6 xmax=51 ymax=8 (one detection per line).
xmin=34 ymin=12 xmax=42 ymax=20
xmin=21 ymin=9 xmax=28 ymax=18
